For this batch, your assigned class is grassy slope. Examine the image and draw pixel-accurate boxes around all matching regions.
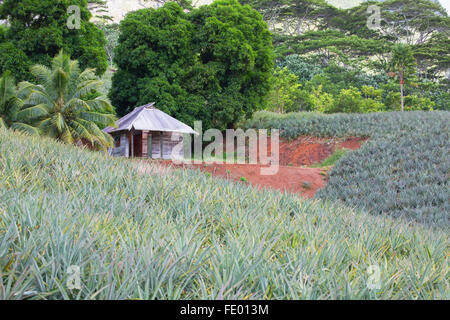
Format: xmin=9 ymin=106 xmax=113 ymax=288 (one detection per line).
xmin=0 ymin=128 xmax=448 ymax=299
xmin=245 ymin=111 xmax=450 ymax=225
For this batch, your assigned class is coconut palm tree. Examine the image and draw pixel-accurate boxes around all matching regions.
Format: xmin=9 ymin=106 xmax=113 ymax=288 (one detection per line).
xmin=19 ymin=50 xmax=116 ymax=149
xmin=0 ymin=71 xmax=39 ymax=134
xmin=389 ymin=44 xmax=417 ymax=112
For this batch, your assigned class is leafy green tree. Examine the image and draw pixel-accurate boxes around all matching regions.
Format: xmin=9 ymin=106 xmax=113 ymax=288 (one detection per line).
xmin=19 ymin=51 xmax=116 ymax=149
xmin=111 ymin=0 xmax=274 ymax=130
xmin=0 ymin=42 xmax=32 ymax=81
xmin=331 ymin=87 xmax=384 ymax=114
xmin=189 ymin=0 xmax=274 ymax=128
xmin=389 ymin=44 xmax=417 ymax=112
xmin=414 ymin=32 xmax=450 ymax=80
xmin=0 ymin=71 xmax=38 ymax=134
xmin=0 ymin=0 xmax=108 ymax=78
xmin=110 ymin=2 xmax=197 ymax=121
xmin=306 ymin=85 xmax=334 ymax=113
xmin=276 ymin=54 xmax=323 ymax=83
xmin=267 ymin=67 xmax=301 ymax=113
xmin=240 ymin=0 xmax=337 ymax=35
xmin=378 ymin=0 xmax=448 ymax=45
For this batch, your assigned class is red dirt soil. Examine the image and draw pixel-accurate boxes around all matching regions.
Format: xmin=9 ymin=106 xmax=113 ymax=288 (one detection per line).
xmin=277 ymin=136 xmax=367 ymax=167
xmin=162 ymin=162 xmax=327 ymax=198
xmin=155 ymin=136 xmax=367 ymax=199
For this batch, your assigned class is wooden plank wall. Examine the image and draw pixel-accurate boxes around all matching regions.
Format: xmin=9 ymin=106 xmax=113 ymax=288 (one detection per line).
xmin=162 ymin=132 xmax=184 ymax=160
xmin=142 ymin=131 xmax=149 ymax=158
xmin=151 ymin=132 xmax=161 ymax=159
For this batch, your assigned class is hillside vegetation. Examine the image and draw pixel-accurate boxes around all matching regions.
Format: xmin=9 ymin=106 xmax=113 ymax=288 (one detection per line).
xmin=0 ymin=128 xmax=448 ymax=299
xmin=244 ymin=111 xmax=450 ymax=225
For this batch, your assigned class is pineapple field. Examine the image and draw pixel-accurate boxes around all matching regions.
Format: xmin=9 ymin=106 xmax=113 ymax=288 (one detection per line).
xmin=0 ymin=127 xmax=448 ymax=299
xmin=244 ymin=111 xmax=450 ymax=225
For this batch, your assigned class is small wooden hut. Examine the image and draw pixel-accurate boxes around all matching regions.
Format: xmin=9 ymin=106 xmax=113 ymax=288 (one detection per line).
xmin=103 ymin=103 xmax=197 ymax=159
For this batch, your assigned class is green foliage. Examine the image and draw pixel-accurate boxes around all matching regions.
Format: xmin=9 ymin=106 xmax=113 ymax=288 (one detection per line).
xmin=110 ymin=0 xmax=274 ymax=130
xmin=0 ymin=0 xmax=108 ymax=77
xmin=96 ymin=23 xmax=119 ymax=67
xmin=0 ymin=42 xmax=32 ymax=83
xmin=311 ymin=148 xmax=349 ymax=168
xmin=0 ymin=71 xmax=37 ymax=135
xmin=270 ymin=58 xmax=435 ymax=113
xmin=388 ymin=44 xmax=418 ymax=111
xmin=301 ymin=85 xmax=334 ymax=112
xmin=0 ymin=128 xmax=448 ymax=299
xmin=267 ymin=67 xmax=301 ymax=113
xmin=414 ymin=32 xmax=450 ymax=80
xmin=389 ymin=44 xmax=417 ymax=85
xmin=18 ymin=51 xmax=116 ymax=149
xmin=244 ymin=110 xmax=450 ymax=224
xmin=330 ymin=87 xmax=385 ymax=114
xmin=274 ymin=30 xmax=390 ymax=64
xmin=247 ymin=0 xmax=449 ymax=84
xmin=276 ymin=54 xmax=323 ymax=83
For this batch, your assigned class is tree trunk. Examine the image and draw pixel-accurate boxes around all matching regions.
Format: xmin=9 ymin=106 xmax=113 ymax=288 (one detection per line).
xmin=400 ymin=79 xmax=404 ymax=112
xmin=276 ymin=87 xmax=280 ymax=113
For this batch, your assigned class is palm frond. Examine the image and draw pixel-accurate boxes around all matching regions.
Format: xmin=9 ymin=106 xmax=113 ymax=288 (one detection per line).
xmin=80 ymin=111 xmax=116 ymax=127
xmin=61 ymin=126 xmax=74 ymax=145
xmin=53 ymin=68 xmax=69 ymax=99
xmin=65 ymin=98 xmax=91 ymax=113
xmin=25 ymin=89 xmax=54 ymax=107
xmin=6 ymin=97 xmax=25 ymax=117
xmin=0 ymin=72 xmax=16 ymax=102
xmin=10 ymin=122 xmax=40 ymax=135
xmin=52 ymin=112 xmax=65 ymax=133
xmin=37 ymin=118 xmax=54 ymax=136
xmin=77 ymin=68 xmax=97 ymax=82
xmin=70 ymin=120 xmax=94 ymax=144
xmin=77 ymin=118 xmax=114 ymax=149
xmin=30 ymin=64 xmax=52 ymax=87
xmin=16 ymin=104 xmax=49 ymax=121
xmin=85 ymin=97 xmax=114 ymax=112
xmin=73 ymin=80 xmax=103 ymax=99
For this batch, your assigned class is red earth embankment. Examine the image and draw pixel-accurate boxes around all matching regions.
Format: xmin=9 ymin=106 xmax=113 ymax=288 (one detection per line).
xmin=157 ymin=136 xmax=367 ymax=199
xmin=277 ymin=136 xmax=367 ymax=167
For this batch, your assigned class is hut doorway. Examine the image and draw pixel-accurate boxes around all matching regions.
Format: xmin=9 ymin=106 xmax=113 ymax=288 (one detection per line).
xmin=130 ymin=131 xmax=143 ymax=158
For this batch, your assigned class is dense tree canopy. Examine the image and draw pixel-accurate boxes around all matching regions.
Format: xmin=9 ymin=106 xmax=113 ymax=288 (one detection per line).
xmin=238 ymin=0 xmax=449 ymax=112
xmin=0 ymin=0 xmax=108 ymax=80
xmin=110 ymin=0 xmax=274 ymax=130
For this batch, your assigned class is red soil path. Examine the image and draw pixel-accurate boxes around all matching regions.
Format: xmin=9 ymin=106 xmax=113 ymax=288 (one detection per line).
xmin=157 ymin=136 xmax=366 ymax=199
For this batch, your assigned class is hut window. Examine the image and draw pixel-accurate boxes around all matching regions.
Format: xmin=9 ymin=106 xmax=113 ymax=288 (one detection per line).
xmin=114 ymin=136 xmax=121 ymax=147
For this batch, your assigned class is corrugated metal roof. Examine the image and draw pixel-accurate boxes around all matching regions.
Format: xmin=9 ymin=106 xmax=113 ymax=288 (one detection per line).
xmin=103 ymin=103 xmax=197 ymax=135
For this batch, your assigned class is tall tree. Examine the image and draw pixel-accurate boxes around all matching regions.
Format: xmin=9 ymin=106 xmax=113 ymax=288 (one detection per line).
xmin=0 ymin=0 xmax=108 ymax=78
xmin=111 ymin=0 xmax=274 ymax=130
xmin=379 ymin=0 xmax=449 ymax=46
xmin=19 ymin=51 xmax=116 ymax=149
xmin=389 ymin=44 xmax=417 ymax=112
